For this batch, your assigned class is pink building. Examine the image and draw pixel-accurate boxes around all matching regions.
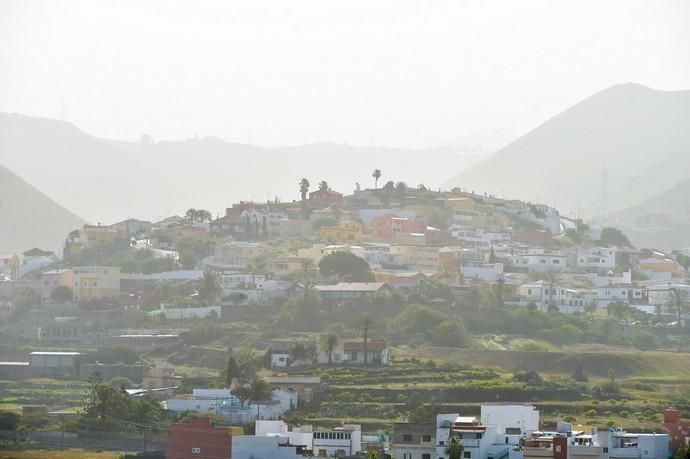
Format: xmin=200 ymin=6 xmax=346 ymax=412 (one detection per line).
xmin=372 ymin=215 xmax=425 ymax=239
xmin=309 ymin=189 xmax=344 ymax=206
xmin=41 ymin=269 xmax=74 ymax=304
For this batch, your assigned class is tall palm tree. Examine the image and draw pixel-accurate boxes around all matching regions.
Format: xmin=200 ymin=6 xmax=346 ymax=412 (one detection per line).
xmin=372 ymin=169 xmax=381 ymax=189
xmin=299 ymin=258 xmax=316 ymax=305
xmin=185 ymin=208 xmax=197 ymax=223
xmin=299 ymin=178 xmax=310 ymax=202
xmin=322 ymin=333 xmax=339 ymax=365
xmin=196 ymin=209 xmax=212 ymax=222
xmin=360 ymin=314 xmax=373 ymax=366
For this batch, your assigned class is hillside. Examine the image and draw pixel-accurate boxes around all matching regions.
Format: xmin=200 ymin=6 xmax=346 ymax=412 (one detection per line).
xmin=0 ymin=113 xmax=485 ymax=223
xmin=445 ymin=84 xmax=690 ymax=217
xmin=600 ymin=179 xmax=690 ymax=249
xmin=0 ymin=165 xmax=84 ymax=254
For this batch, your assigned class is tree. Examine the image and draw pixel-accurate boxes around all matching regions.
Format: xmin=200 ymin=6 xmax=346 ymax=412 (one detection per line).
xmin=247 ymin=378 xmax=273 ymax=418
xmin=668 ymin=288 xmax=689 ymax=328
xmin=360 ymin=314 xmax=373 ymax=366
xmin=196 ymin=209 xmax=213 ymax=222
xmin=445 ymin=434 xmax=464 ymax=459
xmin=185 ymin=208 xmax=197 ymax=223
xmin=15 ymin=287 xmax=40 ymax=308
xmin=322 ymin=333 xmax=339 ymax=365
xmin=607 ymin=300 xmax=629 ymax=321
xmin=600 ymin=227 xmax=631 ymax=247
xmin=677 ymin=254 xmax=690 ymax=283
xmin=318 ymin=251 xmax=373 ymax=282
xmin=50 ymin=286 xmax=73 ymax=303
xmin=224 ymin=356 xmax=241 ymax=386
xmin=395 ymin=181 xmax=407 ymax=197
xmin=585 ymin=300 xmax=597 ymax=320
xmin=372 ymin=169 xmax=381 ymax=189
xmin=199 ymin=270 xmax=222 ymax=304
xmin=318 ymin=181 xmax=329 ymax=192
xmin=299 ymin=178 xmax=310 ymax=201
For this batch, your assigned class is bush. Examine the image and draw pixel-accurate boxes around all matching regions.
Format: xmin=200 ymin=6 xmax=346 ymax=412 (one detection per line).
xmin=585 ymin=409 xmax=598 ymax=418
xmin=393 ymin=304 xmax=446 ymax=334
xmin=431 ymin=319 xmax=469 ymax=347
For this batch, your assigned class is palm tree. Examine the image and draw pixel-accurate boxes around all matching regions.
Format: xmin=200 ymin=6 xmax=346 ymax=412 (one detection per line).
xmin=322 ymin=333 xmax=339 ymax=365
xmin=372 ymin=169 xmax=381 ymax=189
xmin=668 ymin=288 xmax=688 ymax=328
xmin=299 ymin=258 xmax=316 ymax=305
xmin=445 ymin=434 xmax=464 ymax=459
xmin=249 ymin=378 xmax=273 ymax=419
xmin=199 ymin=270 xmax=222 ymax=304
xmin=299 ymin=178 xmax=310 ymax=202
xmin=359 ymin=314 xmax=373 ymax=366
xmin=196 ymin=209 xmax=213 ymax=222
xmin=185 ymin=208 xmax=197 ymax=223
xmin=318 ymin=181 xmax=329 ymax=192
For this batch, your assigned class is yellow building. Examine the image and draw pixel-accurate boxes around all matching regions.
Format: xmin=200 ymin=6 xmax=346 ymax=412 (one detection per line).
xmin=83 ymin=225 xmax=127 ymax=248
xmin=72 ymin=266 xmax=121 ymax=302
xmin=214 ymin=241 xmax=268 ymax=267
xmin=444 ymin=197 xmax=476 ymax=212
xmin=639 ymin=254 xmax=680 ymax=275
xmin=319 ymin=221 xmax=364 ymax=244
xmin=267 ymin=256 xmax=309 ymax=275
xmin=389 ymin=245 xmax=440 ymax=272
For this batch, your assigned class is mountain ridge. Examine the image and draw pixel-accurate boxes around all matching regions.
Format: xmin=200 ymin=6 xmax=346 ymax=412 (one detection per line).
xmin=445 ymin=83 xmax=690 ymax=217
xmin=0 ymin=164 xmax=84 ymax=254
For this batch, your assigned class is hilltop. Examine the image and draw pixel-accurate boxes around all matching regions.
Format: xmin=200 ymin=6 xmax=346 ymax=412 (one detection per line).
xmin=446 ymin=83 xmax=690 ymax=217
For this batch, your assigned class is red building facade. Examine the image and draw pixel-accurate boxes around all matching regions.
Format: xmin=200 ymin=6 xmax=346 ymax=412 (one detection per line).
xmin=166 ymin=417 xmax=231 ymax=459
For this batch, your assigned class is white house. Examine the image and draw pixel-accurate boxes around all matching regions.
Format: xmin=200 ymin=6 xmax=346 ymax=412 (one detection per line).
xmin=574 ymin=247 xmax=616 ymax=271
xmin=460 ymin=263 xmax=504 ymax=282
xmin=510 ymin=252 xmax=568 ymax=273
xmin=448 ymin=225 xmax=511 ymax=248
xmin=165 ymin=388 xmax=297 ymax=424
xmin=518 ymin=281 xmax=593 ymax=313
xmin=435 ymin=414 xmax=513 ymax=459
xmin=312 ymin=425 xmax=362 ymax=458
xmin=231 ymin=435 xmax=306 ymax=459
xmin=480 ymin=403 xmax=540 ymax=436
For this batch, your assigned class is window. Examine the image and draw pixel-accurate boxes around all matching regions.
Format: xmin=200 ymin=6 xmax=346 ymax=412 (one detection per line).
xmin=403 ymin=434 xmax=413 ymax=441
xmin=464 ymin=452 xmax=471 ymax=458
xmin=422 ymin=455 xmax=431 ymax=459
xmin=603 ymin=447 xmax=608 ymax=453
xmin=422 ymin=435 xmax=431 ymax=442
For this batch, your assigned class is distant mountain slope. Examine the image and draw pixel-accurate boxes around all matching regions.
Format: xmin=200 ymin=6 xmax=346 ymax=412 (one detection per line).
xmin=0 ymin=113 xmax=486 ymax=223
xmin=445 ymin=84 xmax=690 ymax=217
xmin=0 ymin=165 xmax=84 ymax=254
xmin=599 ymin=179 xmax=690 ymax=250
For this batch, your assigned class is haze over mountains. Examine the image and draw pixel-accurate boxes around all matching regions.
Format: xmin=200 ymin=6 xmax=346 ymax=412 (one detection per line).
xmin=2 ymin=83 xmax=690 ymax=253
xmin=446 ymin=84 xmax=690 ymax=221
xmin=0 ymin=165 xmax=83 ymax=254
xmin=0 ymin=113 xmax=486 ymax=251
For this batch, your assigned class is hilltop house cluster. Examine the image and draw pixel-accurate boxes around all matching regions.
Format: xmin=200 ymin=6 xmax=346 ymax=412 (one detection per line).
xmin=2 ymin=183 xmax=690 ymax=346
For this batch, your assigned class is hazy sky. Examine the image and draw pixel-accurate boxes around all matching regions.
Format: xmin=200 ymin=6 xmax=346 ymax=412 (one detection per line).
xmin=1 ymin=0 xmax=689 ymax=148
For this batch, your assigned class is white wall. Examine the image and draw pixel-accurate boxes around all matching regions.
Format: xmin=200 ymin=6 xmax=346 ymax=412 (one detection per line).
xmin=232 ymin=436 xmax=304 ymax=459
xmin=480 ymin=404 xmax=539 ymax=435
